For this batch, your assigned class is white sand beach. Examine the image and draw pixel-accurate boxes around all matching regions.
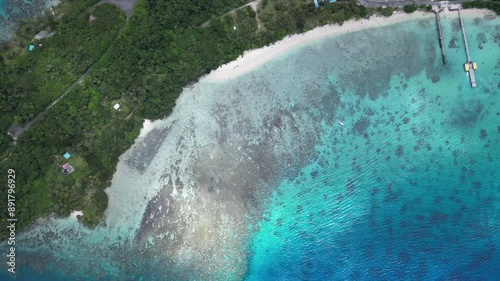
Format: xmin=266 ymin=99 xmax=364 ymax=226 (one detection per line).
xmin=205 ymin=9 xmax=494 ymax=82
xmin=70 ymin=210 xmax=84 ymax=220
xmin=138 ymin=119 xmax=159 ymax=138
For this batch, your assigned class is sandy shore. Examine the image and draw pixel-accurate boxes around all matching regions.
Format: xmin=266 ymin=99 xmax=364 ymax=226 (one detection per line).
xmin=138 ymin=119 xmax=160 ymax=138
xmin=70 ymin=210 xmax=84 ymax=220
xmin=204 ymin=9 xmax=494 ymax=82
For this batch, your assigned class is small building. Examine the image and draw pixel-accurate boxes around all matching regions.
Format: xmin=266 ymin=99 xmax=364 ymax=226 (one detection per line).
xmin=63 ymin=152 xmax=71 ymax=159
xmin=113 ymin=103 xmax=120 ymax=110
xmin=34 ymin=30 xmax=55 ymax=40
xmin=29 ymin=45 xmax=35 ymax=51
xmin=62 ymin=163 xmax=75 ymax=175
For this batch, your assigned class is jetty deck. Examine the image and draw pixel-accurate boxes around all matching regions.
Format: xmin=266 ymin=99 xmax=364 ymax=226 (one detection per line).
xmin=458 ymin=8 xmax=477 ymax=88
xmin=434 ymin=8 xmax=446 ymax=64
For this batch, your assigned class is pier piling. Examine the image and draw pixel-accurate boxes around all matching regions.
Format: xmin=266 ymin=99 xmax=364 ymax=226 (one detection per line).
xmin=458 ymin=8 xmax=477 ymax=88
xmin=458 ymin=8 xmax=471 ymax=62
xmin=435 ymin=8 xmax=446 ymax=65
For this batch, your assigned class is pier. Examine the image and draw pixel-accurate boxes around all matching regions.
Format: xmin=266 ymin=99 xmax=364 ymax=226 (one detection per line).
xmin=458 ymin=8 xmax=477 ymax=88
xmin=434 ymin=8 xmax=446 ymax=64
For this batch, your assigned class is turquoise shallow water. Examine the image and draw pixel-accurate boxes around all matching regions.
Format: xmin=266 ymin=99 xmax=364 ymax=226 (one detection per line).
xmin=0 ymin=0 xmax=6 ymax=17
xmin=1 ymin=12 xmax=499 ymax=281
xmin=245 ymin=13 xmax=500 ymax=281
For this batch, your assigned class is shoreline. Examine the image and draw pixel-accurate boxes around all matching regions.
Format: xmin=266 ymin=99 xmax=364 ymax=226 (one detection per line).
xmin=203 ymin=9 xmax=495 ymax=82
xmin=0 ymin=0 xmax=60 ymax=42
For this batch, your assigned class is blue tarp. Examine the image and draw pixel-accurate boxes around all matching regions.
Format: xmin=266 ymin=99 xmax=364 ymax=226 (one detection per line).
xmin=28 ymin=45 xmax=35 ymax=51
xmin=63 ymin=152 xmax=71 ymax=159
xmin=314 ymin=0 xmax=336 ymax=8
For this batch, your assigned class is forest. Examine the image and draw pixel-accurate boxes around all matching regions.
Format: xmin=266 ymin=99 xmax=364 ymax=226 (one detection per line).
xmin=462 ymin=0 xmax=500 ymax=14
xmin=0 ymin=0 xmax=495 ymax=238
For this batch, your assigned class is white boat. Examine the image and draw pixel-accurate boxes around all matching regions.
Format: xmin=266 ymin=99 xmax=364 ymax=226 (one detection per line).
xmin=337 ymin=120 xmax=344 ymax=126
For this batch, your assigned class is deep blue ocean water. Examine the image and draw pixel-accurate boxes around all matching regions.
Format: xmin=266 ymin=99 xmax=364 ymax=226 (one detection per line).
xmin=0 ymin=10 xmax=499 ymax=281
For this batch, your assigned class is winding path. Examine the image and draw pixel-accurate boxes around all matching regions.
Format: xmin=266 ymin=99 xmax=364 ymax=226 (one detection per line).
xmin=201 ymin=0 xmax=263 ymax=30
xmin=8 ymin=0 xmax=139 ymax=140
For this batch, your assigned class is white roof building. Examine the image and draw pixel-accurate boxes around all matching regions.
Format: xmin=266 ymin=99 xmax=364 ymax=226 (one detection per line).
xmin=113 ymin=103 xmax=120 ymax=110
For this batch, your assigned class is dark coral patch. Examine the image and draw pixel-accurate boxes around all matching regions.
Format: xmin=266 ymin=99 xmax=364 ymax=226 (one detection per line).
xmin=310 ymin=170 xmax=319 ymax=178
xmin=399 ymin=251 xmax=410 ymax=264
xmin=384 ymin=189 xmax=401 ymax=202
xmin=447 ymin=100 xmax=484 ymax=128
xmin=363 ymin=107 xmax=375 ymax=116
xmin=448 ymin=38 xmax=458 ymax=49
xmin=396 ymin=145 xmax=404 ymax=158
xmin=337 ymin=193 xmax=344 ymax=203
xmin=430 ymin=211 xmax=448 ymax=224
xmin=353 ymin=117 xmax=371 ymax=135
xmin=400 ymin=204 xmax=408 ymax=215
xmin=479 ymin=129 xmax=487 ymax=139
xmin=469 ymin=243 xmax=496 ymax=269
xmin=472 ymin=181 xmax=481 ymax=189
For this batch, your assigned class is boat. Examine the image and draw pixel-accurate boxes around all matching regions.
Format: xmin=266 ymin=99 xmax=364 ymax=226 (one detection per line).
xmin=338 ymin=120 xmax=344 ymax=126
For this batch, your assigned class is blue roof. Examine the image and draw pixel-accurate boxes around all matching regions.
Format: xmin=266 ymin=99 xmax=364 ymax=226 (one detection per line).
xmin=314 ymin=0 xmax=336 ymax=8
xmin=29 ymin=45 xmax=35 ymax=51
xmin=63 ymin=152 xmax=71 ymax=159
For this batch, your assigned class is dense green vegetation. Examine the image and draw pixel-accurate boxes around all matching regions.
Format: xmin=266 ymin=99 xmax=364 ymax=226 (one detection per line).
xmin=0 ymin=0 xmax=128 ymax=234
xmin=1 ymin=0 xmax=261 ymax=238
xmin=403 ymin=4 xmax=418 ymax=13
xmin=403 ymin=4 xmax=433 ymax=13
xmin=90 ymin=0 xmax=372 ymax=119
xmin=0 ymin=0 xmax=125 ymax=150
xmin=463 ymin=0 xmax=500 ymax=14
xmin=378 ymin=6 xmax=395 ymax=17
xmin=3 ymin=0 xmax=495 ymax=238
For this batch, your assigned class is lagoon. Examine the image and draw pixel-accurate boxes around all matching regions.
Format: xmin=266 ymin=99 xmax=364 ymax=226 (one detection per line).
xmin=2 ymin=9 xmax=499 ymax=281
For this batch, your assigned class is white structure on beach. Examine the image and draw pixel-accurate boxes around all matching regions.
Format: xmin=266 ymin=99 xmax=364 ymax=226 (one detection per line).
xmin=34 ymin=30 xmax=55 ymax=40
